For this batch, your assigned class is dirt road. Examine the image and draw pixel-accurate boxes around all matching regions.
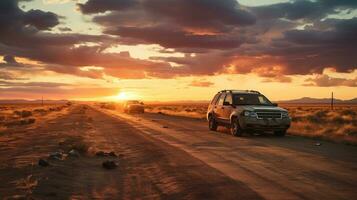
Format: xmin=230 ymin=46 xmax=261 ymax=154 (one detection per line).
xmin=0 ymin=104 xmax=356 ymax=200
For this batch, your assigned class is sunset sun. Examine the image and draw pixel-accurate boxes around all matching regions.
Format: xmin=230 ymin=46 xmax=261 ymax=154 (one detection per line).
xmin=114 ymin=92 xmax=139 ymax=101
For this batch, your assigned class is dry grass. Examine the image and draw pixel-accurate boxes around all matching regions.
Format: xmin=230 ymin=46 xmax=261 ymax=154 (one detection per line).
xmin=0 ymin=103 xmax=70 ymax=132
xmin=145 ymin=103 xmax=208 ymax=119
xmin=144 ymin=103 xmax=357 ymax=145
xmin=282 ymin=104 xmax=357 ymax=145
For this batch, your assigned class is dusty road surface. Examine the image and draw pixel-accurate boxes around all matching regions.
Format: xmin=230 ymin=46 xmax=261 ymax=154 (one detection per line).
xmin=1 ymin=104 xmax=356 ymax=200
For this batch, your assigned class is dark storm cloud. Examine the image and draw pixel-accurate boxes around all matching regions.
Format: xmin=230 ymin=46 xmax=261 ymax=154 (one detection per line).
xmin=141 ymin=0 xmax=256 ymax=28
xmin=106 ymin=26 xmax=244 ymax=49
xmin=251 ymin=0 xmax=357 ymax=21
xmin=24 ymin=9 xmax=59 ymax=30
xmin=3 ymin=55 xmax=17 ymax=64
xmin=58 ymin=27 xmax=72 ymax=32
xmin=78 ymin=0 xmax=136 ymax=14
xmin=0 ymin=0 xmax=59 ymax=31
xmin=89 ymin=0 xmax=256 ymax=50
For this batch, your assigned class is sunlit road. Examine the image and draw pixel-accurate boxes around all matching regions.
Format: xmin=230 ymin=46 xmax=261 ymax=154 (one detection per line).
xmin=97 ymin=106 xmax=357 ymax=200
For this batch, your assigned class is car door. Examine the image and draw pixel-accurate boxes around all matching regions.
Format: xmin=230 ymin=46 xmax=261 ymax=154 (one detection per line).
xmin=222 ymin=93 xmax=234 ymax=122
xmin=215 ymin=93 xmax=226 ymax=122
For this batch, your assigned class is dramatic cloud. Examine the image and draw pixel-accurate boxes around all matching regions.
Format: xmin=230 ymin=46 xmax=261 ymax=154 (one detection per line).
xmin=76 ymin=0 xmax=357 ymax=81
xmin=251 ymin=0 xmax=357 ymax=21
xmin=0 ymin=72 xmax=18 ymax=80
xmin=78 ymin=0 xmax=136 ymax=14
xmin=0 ymin=81 xmax=71 ymax=88
xmin=304 ymin=74 xmax=357 ymax=87
xmin=0 ymin=0 xmax=356 ymax=85
xmin=3 ymin=55 xmax=17 ymax=64
xmin=58 ymin=27 xmax=72 ymax=32
xmin=0 ymin=87 xmax=120 ymax=99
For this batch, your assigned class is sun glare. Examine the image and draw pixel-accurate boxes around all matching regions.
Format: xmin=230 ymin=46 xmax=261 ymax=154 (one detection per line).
xmin=114 ymin=92 xmax=138 ymax=101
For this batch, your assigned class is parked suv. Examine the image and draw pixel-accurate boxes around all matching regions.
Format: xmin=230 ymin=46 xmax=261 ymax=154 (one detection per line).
xmin=207 ymin=90 xmax=291 ymax=136
xmin=123 ymin=100 xmax=145 ymax=113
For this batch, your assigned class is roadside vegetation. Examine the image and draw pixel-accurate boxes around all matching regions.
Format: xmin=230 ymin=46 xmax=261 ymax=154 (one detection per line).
xmin=0 ymin=103 xmax=71 ymax=132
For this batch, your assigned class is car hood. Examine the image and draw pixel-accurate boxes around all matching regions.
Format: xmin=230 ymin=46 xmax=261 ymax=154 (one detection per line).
xmin=239 ymin=105 xmax=287 ymax=112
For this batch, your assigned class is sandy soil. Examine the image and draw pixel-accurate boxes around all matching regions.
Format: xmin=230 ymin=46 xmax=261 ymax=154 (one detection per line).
xmin=0 ymin=105 xmax=261 ymax=199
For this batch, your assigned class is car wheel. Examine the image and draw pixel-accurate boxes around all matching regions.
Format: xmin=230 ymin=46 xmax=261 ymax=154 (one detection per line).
xmin=231 ymin=118 xmax=242 ymax=137
xmin=274 ymin=130 xmax=286 ymax=137
xmin=208 ymin=115 xmax=218 ymax=131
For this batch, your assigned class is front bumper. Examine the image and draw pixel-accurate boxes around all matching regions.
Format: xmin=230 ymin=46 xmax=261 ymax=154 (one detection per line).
xmin=239 ymin=116 xmax=291 ymax=131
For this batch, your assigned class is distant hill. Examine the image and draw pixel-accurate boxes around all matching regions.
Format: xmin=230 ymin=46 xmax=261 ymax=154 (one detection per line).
xmin=279 ymin=97 xmax=357 ymax=104
xmin=0 ymin=99 xmax=69 ymax=104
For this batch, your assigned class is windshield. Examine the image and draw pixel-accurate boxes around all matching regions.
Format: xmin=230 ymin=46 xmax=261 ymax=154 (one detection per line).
xmin=127 ymin=100 xmax=140 ymax=104
xmin=232 ymin=94 xmax=273 ymax=106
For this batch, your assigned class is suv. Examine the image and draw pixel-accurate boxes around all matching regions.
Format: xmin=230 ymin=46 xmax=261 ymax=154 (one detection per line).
xmin=123 ymin=100 xmax=145 ymax=113
xmin=207 ymin=90 xmax=291 ymax=137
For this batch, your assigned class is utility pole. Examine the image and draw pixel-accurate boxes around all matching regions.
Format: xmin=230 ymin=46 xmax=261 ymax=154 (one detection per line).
xmin=331 ymin=92 xmax=334 ymax=110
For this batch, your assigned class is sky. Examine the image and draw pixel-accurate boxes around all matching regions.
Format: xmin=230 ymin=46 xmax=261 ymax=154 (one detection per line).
xmin=0 ymin=0 xmax=356 ymax=102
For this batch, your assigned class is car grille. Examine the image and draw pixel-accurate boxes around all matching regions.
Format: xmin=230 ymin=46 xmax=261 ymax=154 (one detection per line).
xmin=256 ymin=112 xmax=282 ymax=119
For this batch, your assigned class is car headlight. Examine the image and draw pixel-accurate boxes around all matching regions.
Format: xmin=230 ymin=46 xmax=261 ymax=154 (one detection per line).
xmin=243 ymin=111 xmax=257 ymax=118
xmin=281 ymin=112 xmax=289 ymax=118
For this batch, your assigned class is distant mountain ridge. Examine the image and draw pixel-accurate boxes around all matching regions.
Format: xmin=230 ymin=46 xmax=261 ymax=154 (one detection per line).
xmin=278 ymin=97 xmax=357 ymax=104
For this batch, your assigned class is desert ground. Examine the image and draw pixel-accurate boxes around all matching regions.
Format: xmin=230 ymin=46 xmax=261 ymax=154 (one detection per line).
xmin=0 ymin=103 xmax=356 ymax=199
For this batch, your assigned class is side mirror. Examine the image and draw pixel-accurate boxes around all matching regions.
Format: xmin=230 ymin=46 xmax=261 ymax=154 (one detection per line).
xmin=223 ymin=102 xmax=230 ymax=106
xmin=272 ymin=103 xmax=278 ymax=106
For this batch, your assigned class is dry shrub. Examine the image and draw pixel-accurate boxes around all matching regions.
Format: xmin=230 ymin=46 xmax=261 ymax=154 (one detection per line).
xmin=284 ymin=105 xmax=357 ymax=145
xmin=341 ymin=109 xmax=356 ymax=117
xmin=33 ymin=108 xmax=46 ymax=113
xmin=59 ymin=136 xmax=89 ymax=154
xmin=14 ymin=110 xmax=32 ymax=118
xmin=5 ymin=118 xmax=36 ymax=127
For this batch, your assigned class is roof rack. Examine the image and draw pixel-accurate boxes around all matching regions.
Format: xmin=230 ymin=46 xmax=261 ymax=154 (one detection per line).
xmin=219 ymin=90 xmax=261 ymax=94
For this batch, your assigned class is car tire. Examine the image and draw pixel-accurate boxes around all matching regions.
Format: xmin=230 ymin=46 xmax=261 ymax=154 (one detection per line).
xmin=208 ymin=115 xmax=218 ymax=131
xmin=230 ymin=118 xmax=243 ymax=137
xmin=274 ymin=130 xmax=286 ymax=137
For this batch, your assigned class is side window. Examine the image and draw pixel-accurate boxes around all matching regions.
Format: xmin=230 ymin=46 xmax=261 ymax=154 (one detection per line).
xmin=217 ymin=93 xmax=226 ymax=106
xmin=210 ymin=93 xmax=221 ymax=105
xmin=258 ymin=95 xmax=270 ymax=105
xmin=224 ymin=93 xmax=232 ymax=105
